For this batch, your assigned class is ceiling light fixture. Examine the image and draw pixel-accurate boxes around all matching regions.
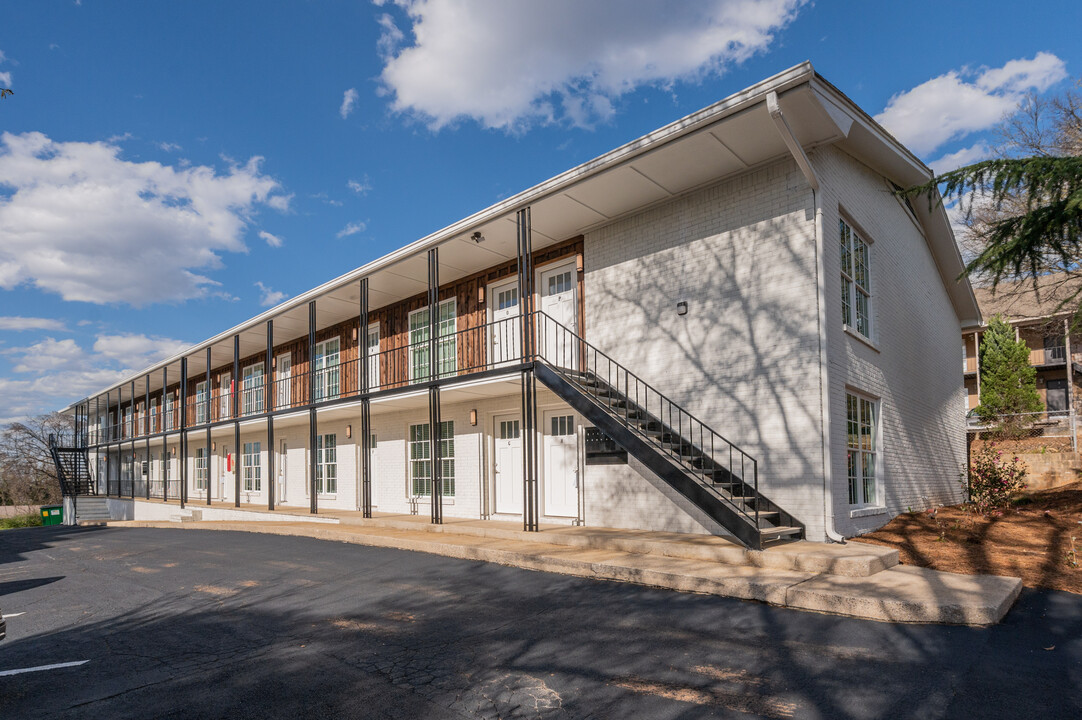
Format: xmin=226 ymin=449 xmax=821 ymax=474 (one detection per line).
xmin=471 ymin=231 xmax=484 ymax=243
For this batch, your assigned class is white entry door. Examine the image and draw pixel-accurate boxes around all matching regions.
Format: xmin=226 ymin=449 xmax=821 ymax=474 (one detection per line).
xmin=494 ymin=414 xmax=523 ymax=515
xmin=366 ymin=323 xmax=381 ymax=391
xmin=488 ymin=280 xmax=520 ymax=367
xmin=276 ymin=354 xmax=291 ymax=409
xmin=220 ymin=444 xmax=231 ymax=501
xmin=543 ymin=411 xmax=578 ymax=517
xmin=539 ymin=264 xmax=578 ymax=369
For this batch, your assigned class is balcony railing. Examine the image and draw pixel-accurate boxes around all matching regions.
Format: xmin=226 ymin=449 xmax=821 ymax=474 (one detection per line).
xmin=90 ymin=314 xmax=527 ymax=442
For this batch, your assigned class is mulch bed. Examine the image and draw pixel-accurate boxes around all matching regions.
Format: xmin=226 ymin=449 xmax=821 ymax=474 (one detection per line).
xmin=855 ymin=482 xmax=1082 ymax=594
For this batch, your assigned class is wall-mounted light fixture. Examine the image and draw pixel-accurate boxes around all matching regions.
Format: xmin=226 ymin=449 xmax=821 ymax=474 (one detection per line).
xmin=212 ymin=441 xmax=216 ymax=451
xmin=346 ymin=424 xmax=352 ymax=439
xmin=478 ymin=286 xmax=485 ymax=305
xmin=469 ymin=409 xmax=478 ymax=426
xmin=471 ymin=231 xmax=485 ymax=244
xmin=352 ymin=327 xmax=358 ymax=342
xmin=676 ymin=301 xmax=688 ymax=316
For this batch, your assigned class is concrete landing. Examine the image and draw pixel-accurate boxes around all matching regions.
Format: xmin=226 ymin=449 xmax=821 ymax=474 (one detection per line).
xmin=105 ymin=519 xmax=1023 ymax=626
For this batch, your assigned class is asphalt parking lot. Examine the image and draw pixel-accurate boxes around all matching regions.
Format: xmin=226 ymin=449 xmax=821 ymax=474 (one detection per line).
xmin=1 ymin=525 xmax=1080 ymax=719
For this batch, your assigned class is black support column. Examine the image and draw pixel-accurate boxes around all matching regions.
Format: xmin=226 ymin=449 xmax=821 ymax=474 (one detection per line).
xmin=130 ymin=380 xmax=136 ymax=499
xmin=267 ymin=319 xmax=275 ymax=511
xmin=517 ymin=207 xmax=539 ymax=532
xmin=161 ymin=367 xmax=168 ymax=502
xmin=105 ymin=390 xmax=111 ymax=497
xmin=233 ymin=334 xmax=241 ymax=507
xmin=360 ymin=277 xmax=372 ymax=518
xmin=205 ymin=346 xmax=212 ymax=506
xmin=145 ymin=374 xmax=151 ymax=500
xmin=427 ymin=248 xmax=443 ymax=525
xmin=180 ymin=357 xmax=188 ymax=508
xmin=308 ymin=300 xmax=318 ymax=514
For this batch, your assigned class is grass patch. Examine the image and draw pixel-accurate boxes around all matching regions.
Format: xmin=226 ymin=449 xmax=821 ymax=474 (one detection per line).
xmin=0 ymin=514 xmax=44 ymax=529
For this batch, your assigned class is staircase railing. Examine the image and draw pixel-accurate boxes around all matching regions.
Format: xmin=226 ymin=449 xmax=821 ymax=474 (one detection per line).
xmin=49 ymin=433 xmax=94 ymax=498
xmin=533 ymin=311 xmax=769 ymax=530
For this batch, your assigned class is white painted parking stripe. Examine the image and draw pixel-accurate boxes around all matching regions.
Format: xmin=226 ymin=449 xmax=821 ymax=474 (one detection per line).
xmin=2 ymin=613 xmax=26 ymax=618
xmin=0 ymin=660 xmax=89 ymax=677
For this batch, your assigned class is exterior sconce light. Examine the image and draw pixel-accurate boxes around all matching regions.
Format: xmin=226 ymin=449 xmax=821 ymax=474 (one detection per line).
xmin=478 ymin=286 xmax=485 ymax=304
xmin=469 ymin=409 xmax=477 ymax=426
xmin=471 ymin=231 xmax=484 ymax=244
xmin=212 ymin=441 xmax=216 ymax=451
xmin=346 ymin=424 xmax=352 ymax=439
xmin=352 ymin=327 xmax=358 ymax=342
xmin=676 ymin=301 xmax=688 ymax=316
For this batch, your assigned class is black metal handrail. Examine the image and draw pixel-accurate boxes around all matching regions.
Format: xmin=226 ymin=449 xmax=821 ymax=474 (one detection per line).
xmin=532 ymin=311 xmax=762 ymax=527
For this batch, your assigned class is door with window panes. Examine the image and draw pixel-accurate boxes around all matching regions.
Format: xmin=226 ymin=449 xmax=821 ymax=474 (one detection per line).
xmin=543 ymin=410 xmax=578 ymax=517
xmin=313 ymin=339 xmax=340 ymax=401
xmin=539 ymin=264 xmax=578 ymax=369
xmin=494 ymin=414 xmax=523 ymax=514
xmin=488 ymin=280 xmax=520 ymax=367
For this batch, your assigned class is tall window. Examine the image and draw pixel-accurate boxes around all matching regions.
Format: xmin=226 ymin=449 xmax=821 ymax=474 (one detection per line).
xmin=366 ymin=324 xmax=380 ymax=391
xmin=123 ymin=406 xmax=133 ymax=437
xmin=243 ymin=441 xmax=261 ymax=492
xmin=846 ymin=392 xmax=878 ymax=505
xmin=243 ymin=363 xmax=264 ymax=415
xmin=313 ymin=338 xmax=341 ymax=401
xmin=408 ymin=421 xmax=455 ymax=496
xmin=195 ymin=447 xmax=208 ymax=490
xmin=840 ymin=219 xmax=871 ymax=338
xmin=409 ymin=300 xmax=457 ymax=381
xmin=316 ymin=433 xmax=337 ymax=495
xmin=276 ymin=353 xmax=292 ymax=408
xmin=149 ymin=399 xmax=158 ymax=434
xmin=195 ymin=381 xmax=208 ymax=424
xmin=164 ymin=393 xmax=175 ymax=431
xmin=220 ymin=373 xmax=232 ymax=419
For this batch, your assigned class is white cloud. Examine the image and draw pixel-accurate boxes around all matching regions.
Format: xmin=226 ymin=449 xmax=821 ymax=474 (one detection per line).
xmin=929 ymin=141 xmax=992 ymax=175
xmin=376 ymin=0 xmax=807 ymax=131
xmin=0 ymin=72 xmax=11 ymax=89
xmin=0 ymin=332 xmax=190 ymax=424
xmin=340 ymin=88 xmax=359 ymax=119
xmin=254 ymin=281 xmax=287 ymax=307
xmin=158 ymin=141 xmax=182 ymax=152
xmin=875 ymin=52 xmax=1068 ymax=156
xmin=259 ymin=230 xmax=284 ymax=247
xmin=0 ymin=316 xmax=67 ymax=331
xmin=348 ymin=177 xmax=372 ymax=195
xmin=0 ymin=132 xmax=288 ymax=305
xmin=336 ymin=221 xmax=366 ymax=238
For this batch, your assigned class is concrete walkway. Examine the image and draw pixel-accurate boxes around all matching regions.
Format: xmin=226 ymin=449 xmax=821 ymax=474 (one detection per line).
xmin=105 ymin=507 xmax=1022 ymax=626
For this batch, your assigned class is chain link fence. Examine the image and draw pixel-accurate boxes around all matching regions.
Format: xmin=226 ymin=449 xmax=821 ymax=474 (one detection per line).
xmin=967 ymin=410 xmax=1078 ymax=454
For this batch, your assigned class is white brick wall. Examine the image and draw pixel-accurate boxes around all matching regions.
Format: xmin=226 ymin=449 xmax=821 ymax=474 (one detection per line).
xmin=813 ymin=146 xmax=967 ymax=536
xmin=583 ymin=158 xmax=828 ymax=539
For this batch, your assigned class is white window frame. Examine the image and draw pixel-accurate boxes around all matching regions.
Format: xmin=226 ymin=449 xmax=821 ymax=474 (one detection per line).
xmin=313 ymin=337 xmax=341 ymax=402
xmin=276 ymin=352 xmax=292 ymax=409
xmin=840 ymin=218 xmax=872 ymax=340
xmin=243 ymin=441 xmax=261 ymax=492
xmin=123 ymin=405 xmax=133 ymax=437
xmin=366 ymin=323 xmax=380 ymax=391
xmin=195 ymin=381 xmax=208 ymax=424
xmin=408 ymin=299 xmax=457 ymax=382
xmin=195 ymin=447 xmax=208 ymax=490
xmin=315 ymin=433 xmax=337 ymax=496
xmin=242 ymin=363 xmax=265 ymax=416
xmin=164 ymin=393 xmax=175 ymax=431
xmin=408 ymin=420 xmax=454 ymax=497
xmin=846 ymin=391 xmax=879 ymax=506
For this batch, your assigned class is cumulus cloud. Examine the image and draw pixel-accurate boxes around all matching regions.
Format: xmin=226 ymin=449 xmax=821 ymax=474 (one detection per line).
xmin=0 ymin=132 xmax=288 ymax=305
xmin=875 ymin=52 xmax=1068 ymax=156
xmin=254 ymin=281 xmax=287 ymax=307
xmin=0 ymin=72 xmax=11 ymax=89
xmin=259 ymin=230 xmax=284 ymax=247
xmin=929 ymin=141 xmax=992 ymax=175
xmin=340 ymin=88 xmax=359 ymax=119
xmin=336 ymin=221 xmax=366 ymax=238
xmin=0 ymin=316 xmax=67 ymax=331
xmin=0 ymin=331 xmax=190 ymax=424
xmin=375 ymin=0 xmax=806 ymax=131
xmin=347 ymin=177 xmax=372 ymax=195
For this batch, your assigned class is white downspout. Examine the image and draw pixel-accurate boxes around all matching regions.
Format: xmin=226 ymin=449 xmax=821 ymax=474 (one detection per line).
xmin=767 ymin=92 xmax=846 ymax=543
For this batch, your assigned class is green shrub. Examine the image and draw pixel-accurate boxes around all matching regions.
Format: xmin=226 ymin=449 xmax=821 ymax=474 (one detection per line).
xmin=0 ymin=514 xmax=43 ymax=529
xmin=966 ymin=444 xmax=1028 ymax=515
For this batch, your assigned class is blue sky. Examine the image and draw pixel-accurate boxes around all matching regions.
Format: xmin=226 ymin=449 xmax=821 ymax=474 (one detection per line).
xmin=1 ymin=0 xmax=1080 ymax=423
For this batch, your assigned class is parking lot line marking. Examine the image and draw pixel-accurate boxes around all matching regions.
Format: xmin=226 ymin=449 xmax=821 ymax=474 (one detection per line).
xmin=0 ymin=660 xmax=89 ymax=677
xmin=2 ymin=613 xmax=26 ymax=618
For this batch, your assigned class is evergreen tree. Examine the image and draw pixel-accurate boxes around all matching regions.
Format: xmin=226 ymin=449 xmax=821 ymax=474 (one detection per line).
xmin=975 ymin=315 xmax=1043 ymax=422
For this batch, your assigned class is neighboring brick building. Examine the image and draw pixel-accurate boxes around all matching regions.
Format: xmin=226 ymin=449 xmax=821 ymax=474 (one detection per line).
xmin=57 ymin=62 xmax=979 ymax=545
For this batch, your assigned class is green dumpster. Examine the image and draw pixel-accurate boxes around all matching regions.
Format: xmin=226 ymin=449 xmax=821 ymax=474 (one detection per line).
xmin=40 ymin=505 xmax=63 ymax=526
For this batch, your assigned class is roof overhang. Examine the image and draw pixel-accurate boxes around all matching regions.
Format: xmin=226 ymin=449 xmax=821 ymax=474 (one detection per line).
xmin=66 ymin=61 xmax=981 ymax=411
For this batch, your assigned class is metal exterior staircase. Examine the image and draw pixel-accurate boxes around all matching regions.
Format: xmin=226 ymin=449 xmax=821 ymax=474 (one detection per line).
xmin=533 ymin=312 xmax=803 ymax=550
xmin=49 ymin=434 xmax=96 ymax=498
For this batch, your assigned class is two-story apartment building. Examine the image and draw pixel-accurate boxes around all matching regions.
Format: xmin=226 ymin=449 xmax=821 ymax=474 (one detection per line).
xmin=964 ymin=273 xmax=1082 ymax=418
xmin=57 ymin=63 xmax=979 ymax=547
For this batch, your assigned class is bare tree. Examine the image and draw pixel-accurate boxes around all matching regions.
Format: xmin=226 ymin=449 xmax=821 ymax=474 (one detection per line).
xmin=0 ymin=413 xmax=71 ymax=507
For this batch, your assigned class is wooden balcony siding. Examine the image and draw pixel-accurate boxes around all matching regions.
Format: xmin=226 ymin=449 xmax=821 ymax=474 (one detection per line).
xmin=94 ymin=237 xmax=583 ymax=439
xmin=964 ymin=356 xmax=978 ymax=374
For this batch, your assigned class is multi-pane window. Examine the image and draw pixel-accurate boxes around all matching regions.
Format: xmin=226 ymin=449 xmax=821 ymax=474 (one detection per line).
xmin=366 ymin=325 xmax=380 ymax=391
xmin=840 ymin=219 xmax=871 ymax=338
xmin=313 ymin=338 xmax=341 ymax=401
xmin=243 ymin=441 xmax=261 ymax=492
xmin=846 ymin=392 xmax=878 ymax=505
xmin=547 ymin=270 xmax=574 ymax=295
xmin=220 ymin=373 xmax=232 ymax=419
xmin=550 ymin=414 xmax=574 ymax=436
xmin=276 ymin=353 xmax=292 ymax=409
xmin=408 ymin=421 xmax=455 ymax=496
xmin=164 ymin=393 xmax=175 ymax=431
xmin=195 ymin=447 xmax=208 ymax=490
xmin=195 ymin=381 xmax=208 ymax=424
xmin=316 ymin=433 xmax=337 ymax=495
xmin=148 ymin=399 xmax=158 ymax=434
xmin=409 ymin=300 xmax=457 ymax=381
xmin=243 ymin=363 xmax=264 ymax=415
xmin=123 ymin=406 xmax=133 ymax=437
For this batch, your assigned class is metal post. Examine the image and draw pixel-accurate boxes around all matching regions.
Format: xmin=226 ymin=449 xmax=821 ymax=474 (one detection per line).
xmin=267 ymin=320 xmax=275 ymax=511
xmin=130 ymin=380 xmax=136 ymax=499
xmin=162 ymin=367 xmax=168 ymax=503
xmin=205 ymin=346 xmax=212 ymax=506
xmin=180 ymin=357 xmax=188 ymax=508
xmin=233 ymin=334 xmax=241 ymax=507
xmin=360 ymin=277 xmax=372 ymax=518
xmin=360 ymin=278 xmax=369 ymax=394
xmin=145 ymin=374 xmax=151 ymax=500
xmin=521 ymin=368 xmax=539 ymax=532
xmin=428 ymin=248 xmax=438 ymax=382
xmin=429 ymin=385 xmax=442 ymax=524
xmin=95 ymin=395 xmax=101 ymax=494
xmin=105 ymin=390 xmax=111 ymax=497
xmin=309 ymin=300 xmax=318 ymax=513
